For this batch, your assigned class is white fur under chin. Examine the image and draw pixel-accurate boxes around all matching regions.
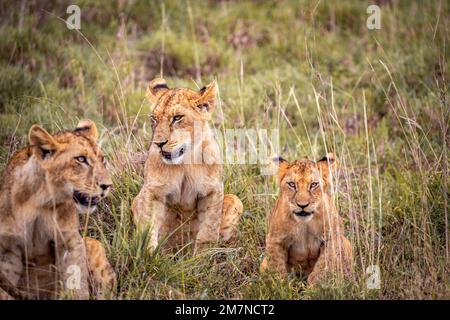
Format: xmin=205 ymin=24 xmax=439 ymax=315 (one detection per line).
xmin=295 ymin=214 xmax=314 ymax=223
xmin=161 ymin=153 xmax=186 ymax=165
xmin=292 ymin=212 xmax=315 ymax=222
xmin=161 ymin=141 xmax=192 ymax=165
xmin=76 ymin=203 xmax=97 ymax=215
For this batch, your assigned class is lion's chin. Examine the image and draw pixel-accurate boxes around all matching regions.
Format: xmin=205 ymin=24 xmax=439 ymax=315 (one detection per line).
xmin=75 ymin=203 xmax=97 ymax=214
xmin=73 ymin=190 xmax=100 ymax=214
xmin=293 ymin=210 xmax=315 ymax=222
xmin=301 ymin=214 xmax=314 ymax=222
xmin=162 ymin=154 xmax=185 ymax=165
xmin=161 ymin=143 xmax=189 ymax=165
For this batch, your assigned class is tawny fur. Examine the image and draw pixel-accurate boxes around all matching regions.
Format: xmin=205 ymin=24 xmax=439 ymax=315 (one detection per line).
xmin=260 ymin=154 xmax=353 ymax=284
xmin=132 ymin=78 xmax=243 ymax=252
xmin=0 ymin=120 xmax=116 ymax=299
xmin=84 ymin=237 xmax=116 ymax=299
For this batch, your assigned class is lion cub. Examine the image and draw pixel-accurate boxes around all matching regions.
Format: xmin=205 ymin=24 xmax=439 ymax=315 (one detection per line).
xmin=261 ymin=153 xmax=353 ymax=284
xmin=0 ymin=120 xmax=115 ymax=299
xmin=132 ymin=78 xmax=243 ymax=252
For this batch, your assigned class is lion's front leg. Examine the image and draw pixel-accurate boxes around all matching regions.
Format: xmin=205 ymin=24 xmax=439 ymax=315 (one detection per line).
xmin=307 ymin=236 xmax=353 ymax=284
xmin=55 ymin=231 xmax=89 ymax=299
xmin=307 ymin=247 xmax=331 ymax=284
xmin=84 ymin=237 xmax=116 ymax=299
xmin=219 ymin=194 xmax=243 ymax=241
xmin=261 ymin=237 xmax=289 ymax=276
xmin=194 ymin=188 xmax=224 ymax=250
xmin=132 ymin=187 xmax=167 ymax=252
xmin=0 ymin=244 xmax=23 ymax=300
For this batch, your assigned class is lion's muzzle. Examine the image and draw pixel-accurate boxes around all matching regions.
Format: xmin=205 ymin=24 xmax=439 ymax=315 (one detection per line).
xmin=73 ymin=190 xmax=101 ymax=207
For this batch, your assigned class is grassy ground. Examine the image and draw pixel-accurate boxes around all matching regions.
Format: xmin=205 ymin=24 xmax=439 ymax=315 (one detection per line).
xmin=0 ymin=0 xmax=449 ymax=299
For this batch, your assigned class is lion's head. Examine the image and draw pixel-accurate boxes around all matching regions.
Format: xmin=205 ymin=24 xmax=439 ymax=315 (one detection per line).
xmin=273 ymin=153 xmax=338 ymax=222
xmin=28 ymin=119 xmax=112 ymax=213
xmin=146 ymin=78 xmax=217 ymax=165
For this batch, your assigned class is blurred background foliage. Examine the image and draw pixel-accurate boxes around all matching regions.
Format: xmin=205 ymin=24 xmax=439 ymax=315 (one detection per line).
xmin=0 ymin=0 xmax=448 ymax=299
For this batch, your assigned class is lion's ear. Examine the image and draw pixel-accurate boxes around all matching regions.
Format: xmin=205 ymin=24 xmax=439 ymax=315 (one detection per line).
xmin=29 ymin=125 xmax=59 ymax=159
xmin=195 ymin=80 xmax=217 ymax=115
xmin=75 ymin=119 xmax=98 ymax=140
xmin=270 ymin=156 xmax=290 ymax=186
xmin=147 ymin=78 xmax=169 ymax=103
xmin=316 ymin=152 xmax=339 ymax=189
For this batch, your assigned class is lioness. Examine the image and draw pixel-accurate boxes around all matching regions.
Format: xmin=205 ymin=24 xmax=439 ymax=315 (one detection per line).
xmin=132 ymin=78 xmax=243 ymax=252
xmin=260 ymin=153 xmax=353 ymax=284
xmin=0 ymin=120 xmax=116 ymax=299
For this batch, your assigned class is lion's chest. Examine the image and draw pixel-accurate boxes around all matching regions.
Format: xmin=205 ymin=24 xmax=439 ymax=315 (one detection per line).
xmin=287 ymin=226 xmax=323 ymax=273
xmin=17 ymin=211 xmax=56 ymax=262
xmin=166 ymin=171 xmax=211 ymax=213
xmin=0 ymin=208 xmax=56 ymax=275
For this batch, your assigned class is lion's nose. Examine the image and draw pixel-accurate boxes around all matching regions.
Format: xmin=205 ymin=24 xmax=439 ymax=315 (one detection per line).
xmin=100 ymin=183 xmax=112 ymax=191
xmin=297 ymin=202 xmax=309 ymax=209
xmin=155 ymin=140 xmax=168 ymax=148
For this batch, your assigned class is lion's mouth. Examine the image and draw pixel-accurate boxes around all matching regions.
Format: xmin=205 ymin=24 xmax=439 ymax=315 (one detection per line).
xmin=73 ymin=191 xmax=100 ymax=207
xmin=161 ymin=144 xmax=186 ymax=161
xmin=293 ymin=210 xmax=313 ymax=217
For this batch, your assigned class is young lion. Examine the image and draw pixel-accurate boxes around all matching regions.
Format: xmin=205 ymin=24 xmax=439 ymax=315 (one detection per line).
xmin=0 ymin=120 xmax=116 ymax=299
xmin=260 ymin=153 xmax=353 ymax=284
xmin=132 ymin=78 xmax=243 ymax=252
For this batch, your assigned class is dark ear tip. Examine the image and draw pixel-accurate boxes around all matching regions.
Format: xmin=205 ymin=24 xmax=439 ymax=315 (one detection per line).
xmin=318 ymin=153 xmax=336 ymax=163
xmin=272 ymin=156 xmax=287 ymax=163
xmin=148 ymin=78 xmax=168 ymax=93
xmin=198 ymin=81 xmax=217 ymax=94
xmin=74 ymin=126 xmax=88 ymax=133
xmin=152 ymin=83 xmax=168 ymax=91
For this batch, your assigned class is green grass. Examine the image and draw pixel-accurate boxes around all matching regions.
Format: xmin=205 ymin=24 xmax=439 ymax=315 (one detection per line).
xmin=0 ymin=0 xmax=448 ymax=299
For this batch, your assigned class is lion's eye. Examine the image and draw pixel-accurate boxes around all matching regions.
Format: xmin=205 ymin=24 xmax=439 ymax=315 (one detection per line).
xmin=310 ymin=182 xmax=319 ymax=190
xmin=172 ymin=115 xmax=184 ymax=123
xmin=287 ymin=182 xmax=296 ymax=189
xmin=150 ymin=115 xmax=157 ymax=124
xmin=75 ymin=156 xmax=87 ymax=164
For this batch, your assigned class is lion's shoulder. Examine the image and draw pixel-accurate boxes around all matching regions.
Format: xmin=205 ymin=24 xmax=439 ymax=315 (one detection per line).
xmin=1 ymin=147 xmax=33 ymax=186
xmin=6 ymin=147 xmax=33 ymax=170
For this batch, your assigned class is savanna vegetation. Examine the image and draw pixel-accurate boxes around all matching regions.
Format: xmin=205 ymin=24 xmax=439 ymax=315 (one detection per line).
xmin=0 ymin=0 xmax=448 ymax=299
